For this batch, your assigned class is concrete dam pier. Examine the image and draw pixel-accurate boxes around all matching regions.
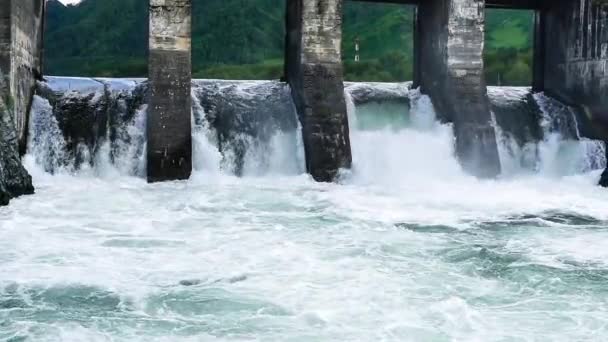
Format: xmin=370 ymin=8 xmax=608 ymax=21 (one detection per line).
xmin=150 ymin=0 xmax=608 ymax=182
xmin=1 ymin=0 xmax=608 ymax=197
xmin=148 ymin=0 xmax=193 ymax=183
xmin=0 ymin=0 xmax=43 ymax=204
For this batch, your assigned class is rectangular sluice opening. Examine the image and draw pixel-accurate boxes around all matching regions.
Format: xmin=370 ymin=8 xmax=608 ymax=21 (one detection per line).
xmin=342 ymin=1 xmax=414 ymax=82
xmin=191 ymin=0 xmax=285 ymax=80
xmin=484 ymin=8 xmax=535 ymax=86
xmin=43 ymin=0 xmax=149 ymax=77
xmin=43 ymin=0 xmax=288 ymax=80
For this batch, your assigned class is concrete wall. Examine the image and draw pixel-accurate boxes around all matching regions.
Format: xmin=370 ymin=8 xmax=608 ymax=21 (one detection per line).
xmin=0 ymin=0 xmax=10 ymax=96
xmin=8 ymin=0 xmax=44 ymax=153
xmin=285 ymin=0 xmax=352 ymax=182
xmin=147 ymin=0 xmax=192 ymax=182
xmin=418 ymin=0 xmax=501 ymax=178
xmin=0 ymin=0 xmax=38 ymax=204
xmin=543 ymin=0 xmax=608 ymax=139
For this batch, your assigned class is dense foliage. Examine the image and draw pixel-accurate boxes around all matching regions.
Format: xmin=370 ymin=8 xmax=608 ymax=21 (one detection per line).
xmin=44 ymin=0 xmax=533 ymax=85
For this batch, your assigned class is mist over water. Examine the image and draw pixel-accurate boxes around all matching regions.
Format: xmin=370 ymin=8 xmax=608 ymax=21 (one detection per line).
xmin=2 ymin=82 xmax=608 ymax=340
xmin=493 ymin=90 xmax=606 ymax=178
xmin=346 ymin=90 xmax=466 ymax=186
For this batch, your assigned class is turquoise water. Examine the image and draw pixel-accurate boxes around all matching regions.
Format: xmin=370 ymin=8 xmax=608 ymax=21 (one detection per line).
xmin=2 ymin=172 xmax=608 ymax=341
xmin=1 ymin=92 xmax=608 ymax=341
xmin=352 ymin=101 xmax=409 ymax=131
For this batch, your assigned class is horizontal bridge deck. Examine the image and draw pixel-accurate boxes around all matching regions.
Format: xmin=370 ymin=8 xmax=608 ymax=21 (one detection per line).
xmin=348 ymin=0 xmax=542 ymax=10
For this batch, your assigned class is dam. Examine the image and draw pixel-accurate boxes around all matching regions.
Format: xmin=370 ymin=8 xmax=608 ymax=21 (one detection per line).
xmin=1 ymin=0 xmax=608 ymax=194
xmin=2 ymin=1 xmax=608 ymax=340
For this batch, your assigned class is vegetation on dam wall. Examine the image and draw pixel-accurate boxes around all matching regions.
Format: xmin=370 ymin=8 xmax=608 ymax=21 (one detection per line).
xmin=44 ymin=0 xmax=533 ymax=85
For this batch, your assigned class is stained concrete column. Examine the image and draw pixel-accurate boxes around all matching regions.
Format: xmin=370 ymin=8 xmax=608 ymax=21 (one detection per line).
xmin=531 ymin=9 xmax=545 ymax=92
xmin=285 ymin=0 xmax=352 ymax=182
xmin=539 ymin=0 xmax=608 ymax=186
xmin=543 ymin=0 xmax=608 ymax=110
xmin=0 ymin=0 xmax=40 ymax=204
xmin=148 ymin=0 xmax=192 ymax=183
xmin=412 ymin=7 xmax=421 ymax=89
xmin=0 ymin=0 xmax=10 ymax=96
xmin=417 ymin=0 xmax=501 ymax=178
xmin=0 ymin=0 xmax=45 ymax=154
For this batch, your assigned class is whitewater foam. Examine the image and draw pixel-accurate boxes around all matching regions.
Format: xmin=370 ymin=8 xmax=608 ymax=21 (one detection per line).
xmin=2 ymin=82 xmax=608 ymax=341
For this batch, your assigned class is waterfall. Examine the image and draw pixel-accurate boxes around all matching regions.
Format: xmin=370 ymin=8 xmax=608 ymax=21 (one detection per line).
xmin=345 ymin=85 xmax=465 ymax=186
xmin=28 ymin=77 xmax=306 ymax=179
xmin=533 ymin=93 xmax=606 ymax=176
xmin=26 ymin=77 xmax=147 ymax=177
xmin=191 ymin=80 xmax=305 ymax=177
xmin=26 ymin=95 xmax=69 ymax=173
xmin=191 ymin=88 xmax=222 ymax=175
xmin=488 ymin=87 xmax=542 ymax=175
xmin=344 ymin=84 xmax=607 ymax=186
xmin=27 ymin=78 xmax=607 ymax=183
xmin=488 ymin=86 xmax=606 ymax=177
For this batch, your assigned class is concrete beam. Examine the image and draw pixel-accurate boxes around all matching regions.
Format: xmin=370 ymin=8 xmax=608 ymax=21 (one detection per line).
xmin=418 ymin=0 xmax=501 ymax=178
xmin=285 ymin=0 xmax=352 ymax=182
xmin=148 ymin=0 xmax=192 ymax=183
xmin=347 ymin=0 xmax=541 ymax=10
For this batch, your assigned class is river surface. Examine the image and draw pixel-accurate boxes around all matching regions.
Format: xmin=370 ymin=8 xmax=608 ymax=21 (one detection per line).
xmin=1 ymin=88 xmax=608 ymax=341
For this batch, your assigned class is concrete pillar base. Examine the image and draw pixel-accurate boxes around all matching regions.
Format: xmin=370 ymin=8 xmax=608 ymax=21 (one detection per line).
xmin=0 ymin=0 xmax=44 ymax=153
xmin=0 ymin=0 xmax=41 ymax=205
xmin=285 ymin=0 xmax=352 ymax=182
xmin=417 ymin=0 xmax=501 ymax=178
xmin=147 ymin=0 xmax=192 ymax=183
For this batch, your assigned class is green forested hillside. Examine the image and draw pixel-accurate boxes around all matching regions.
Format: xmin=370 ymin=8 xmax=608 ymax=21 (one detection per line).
xmin=44 ymin=0 xmax=533 ymax=85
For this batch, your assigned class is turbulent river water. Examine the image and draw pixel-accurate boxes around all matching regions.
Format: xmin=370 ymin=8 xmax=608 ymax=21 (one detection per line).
xmin=1 ymin=81 xmax=608 ymax=341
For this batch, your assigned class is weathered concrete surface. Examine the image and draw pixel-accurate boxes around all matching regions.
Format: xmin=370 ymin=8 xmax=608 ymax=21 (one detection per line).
xmin=1 ymin=0 xmax=45 ymax=152
xmin=0 ymin=0 xmax=41 ymax=205
xmin=417 ymin=0 xmax=501 ymax=178
xmin=285 ymin=0 xmax=352 ymax=182
xmin=539 ymin=0 xmax=608 ymax=185
xmin=350 ymin=0 xmax=541 ymax=8
xmin=532 ymin=9 xmax=545 ymax=92
xmin=0 ymin=0 xmax=10 ymax=94
xmin=0 ymin=78 xmax=34 ymax=205
xmin=487 ymin=87 xmax=543 ymax=147
xmin=543 ymin=0 xmax=608 ymax=138
xmin=148 ymin=0 xmax=192 ymax=182
xmin=344 ymin=82 xmax=411 ymax=106
xmin=33 ymin=77 xmax=148 ymax=173
xmin=600 ymin=147 xmax=608 ymax=187
xmin=193 ymin=80 xmax=300 ymax=176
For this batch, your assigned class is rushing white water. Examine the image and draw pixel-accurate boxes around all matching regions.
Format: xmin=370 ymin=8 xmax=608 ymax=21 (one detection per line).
xmin=190 ymin=88 xmax=305 ymax=177
xmin=492 ymin=89 xmax=606 ymax=178
xmin=533 ymin=93 xmax=606 ymax=176
xmin=25 ymin=95 xmax=147 ymax=179
xmin=2 ymin=84 xmax=608 ymax=341
xmin=346 ymin=89 xmax=466 ymax=186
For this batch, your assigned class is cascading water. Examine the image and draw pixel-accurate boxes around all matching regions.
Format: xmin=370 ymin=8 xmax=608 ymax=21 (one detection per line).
xmin=533 ymin=92 xmax=606 ymax=175
xmin=345 ymin=88 xmax=466 ymax=186
xmin=27 ymin=78 xmax=305 ymax=179
xmin=25 ymin=77 xmax=148 ymax=178
xmin=2 ymin=80 xmax=608 ymax=341
xmin=191 ymin=80 xmax=305 ymax=177
xmin=488 ymin=87 xmax=606 ymax=177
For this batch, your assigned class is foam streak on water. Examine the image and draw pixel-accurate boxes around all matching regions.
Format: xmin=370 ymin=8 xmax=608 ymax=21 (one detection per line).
xmin=1 ymin=85 xmax=608 ymax=341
